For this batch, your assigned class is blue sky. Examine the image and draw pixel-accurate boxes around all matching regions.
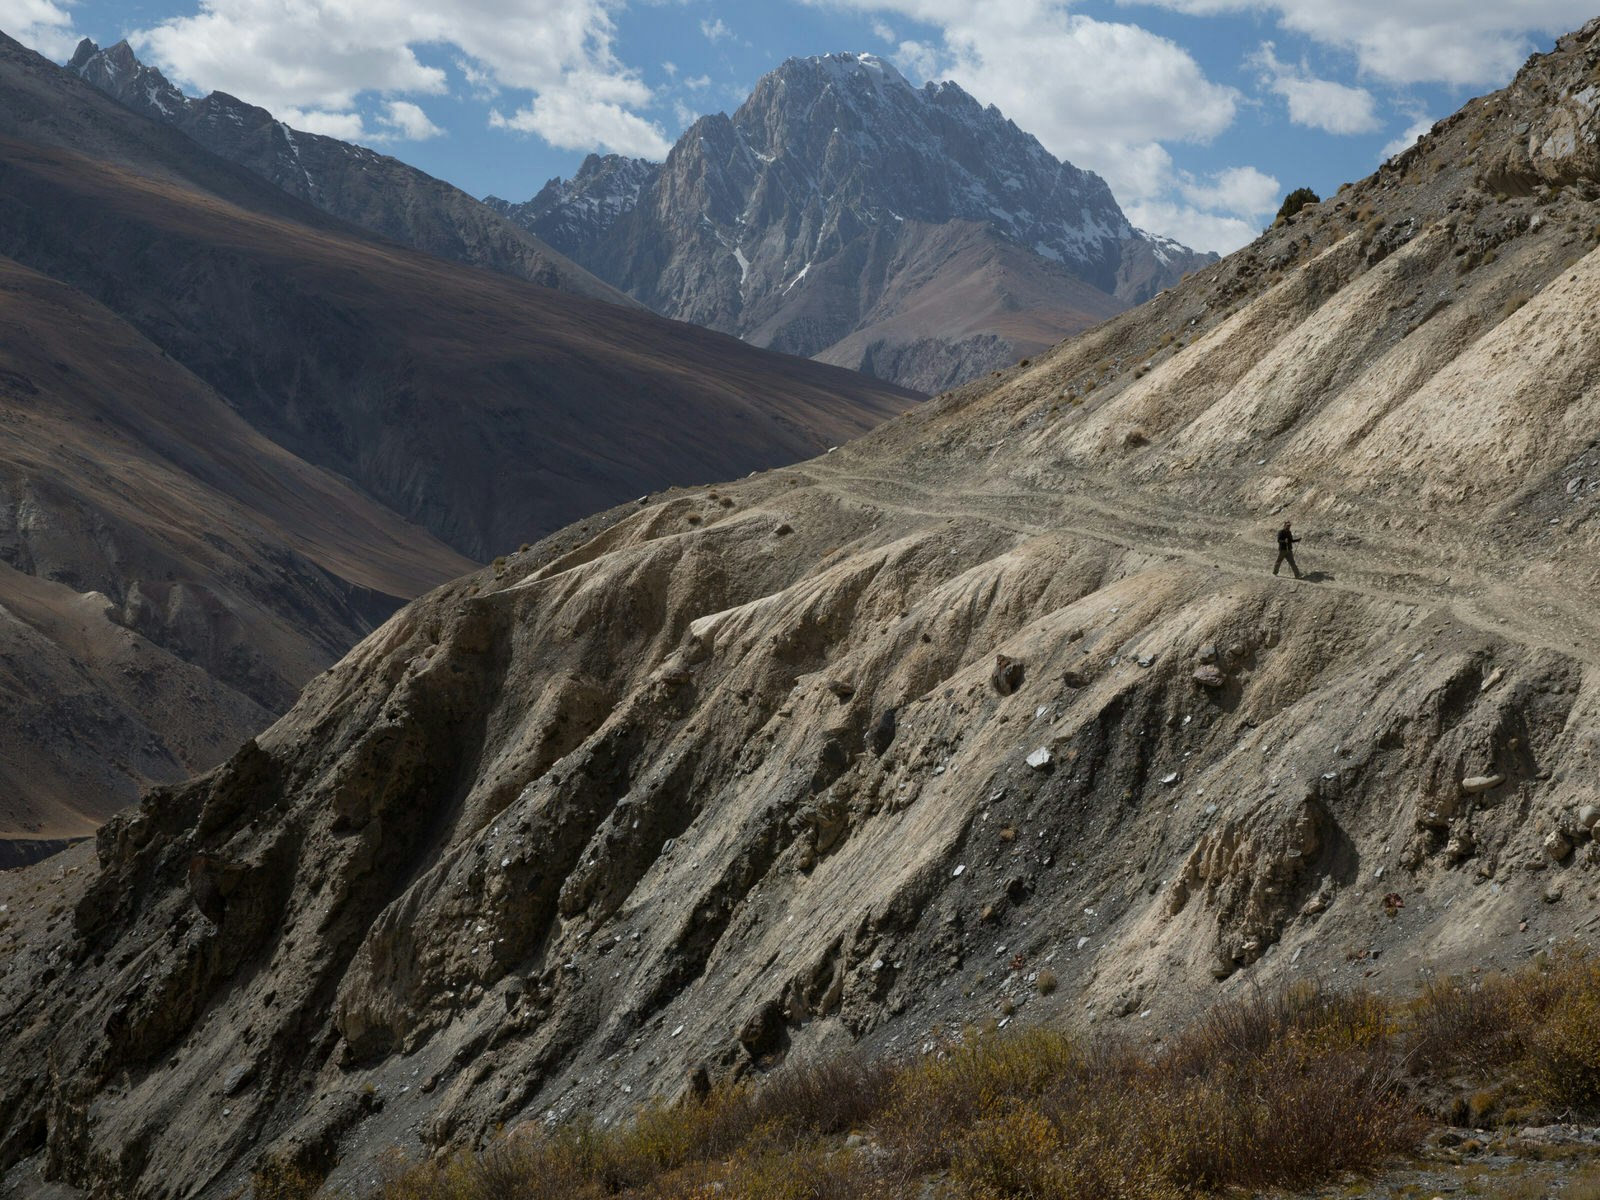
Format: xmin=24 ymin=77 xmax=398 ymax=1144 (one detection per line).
xmin=6 ymin=0 xmax=1596 ymax=252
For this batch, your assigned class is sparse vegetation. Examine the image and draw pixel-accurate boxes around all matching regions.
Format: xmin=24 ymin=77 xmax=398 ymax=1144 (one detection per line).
xmin=1275 ymin=186 xmax=1320 ymax=224
xmin=352 ymin=949 xmax=1600 ymax=1200
xmin=1502 ymin=289 xmax=1534 ymax=317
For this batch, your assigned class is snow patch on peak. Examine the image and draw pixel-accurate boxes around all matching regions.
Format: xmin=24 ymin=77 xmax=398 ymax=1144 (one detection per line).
xmin=805 ymin=51 xmax=913 ymax=91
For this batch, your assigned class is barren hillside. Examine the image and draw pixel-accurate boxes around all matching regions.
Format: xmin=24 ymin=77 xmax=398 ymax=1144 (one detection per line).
xmin=3 ymin=18 xmax=1600 ymax=1199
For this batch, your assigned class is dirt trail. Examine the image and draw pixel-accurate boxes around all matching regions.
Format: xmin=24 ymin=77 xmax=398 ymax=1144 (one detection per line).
xmin=802 ymin=462 xmax=1600 ymax=663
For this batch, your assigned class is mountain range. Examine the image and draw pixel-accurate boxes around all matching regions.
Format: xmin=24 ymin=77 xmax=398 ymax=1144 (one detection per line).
xmin=0 ymin=31 xmax=914 ymax=849
xmin=4 ymin=15 xmax=1599 ymax=1196
xmin=67 ymin=38 xmax=630 ymax=306
xmin=489 ymin=53 xmax=1214 ymax=392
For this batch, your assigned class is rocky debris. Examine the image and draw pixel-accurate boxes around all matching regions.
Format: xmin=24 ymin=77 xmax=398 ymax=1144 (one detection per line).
xmin=1544 ymin=830 xmax=1574 ymax=861
xmin=1025 ymin=747 xmax=1053 ymax=770
xmin=991 ymin=655 xmax=1025 ymax=695
xmin=867 ymin=708 xmax=898 ymax=757
xmin=1461 ymin=774 xmax=1505 ymax=794
xmin=1167 ymin=798 xmax=1329 ymax=974
xmin=1192 ymin=665 xmax=1226 ymax=688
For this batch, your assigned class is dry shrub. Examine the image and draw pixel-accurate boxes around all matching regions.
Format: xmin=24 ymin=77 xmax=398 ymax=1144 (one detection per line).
xmin=1166 ymin=980 xmax=1389 ymax=1076
xmin=1521 ymin=947 xmax=1600 ymax=1113
xmin=884 ymin=1028 xmax=1087 ymax=1173
xmin=1407 ymin=971 xmax=1523 ymax=1075
xmin=950 ymin=1097 xmax=1179 ymax=1200
xmin=681 ymin=1054 xmax=897 ymax=1158
xmin=249 ymin=1162 xmax=325 ymax=1200
xmin=1154 ymin=1044 xmax=1420 ymax=1190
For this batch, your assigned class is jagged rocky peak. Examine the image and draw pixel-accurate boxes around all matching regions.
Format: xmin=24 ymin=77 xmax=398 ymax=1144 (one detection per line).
xmin=489 ymin=152 xmax=662 ymax=258
xmin=64 ymin=38 xmax=631 ymax=304
xmin=68 ymin=37 xmax=188 ymax=117
xmin=724 ymin=51 xmax=1135 ymax=284
xmin=504 ymin=50 xmax=1212 ymax=392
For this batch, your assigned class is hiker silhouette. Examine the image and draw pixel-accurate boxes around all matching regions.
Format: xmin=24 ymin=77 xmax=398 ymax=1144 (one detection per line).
xmin=1273 ymin=521 xmax=1301 ymax=578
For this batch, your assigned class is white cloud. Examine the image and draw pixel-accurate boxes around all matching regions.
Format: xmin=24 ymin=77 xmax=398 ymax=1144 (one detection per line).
xmin=871 ymin=18 xmax=897 ymax=41
xmin=1250 ymin=42 xmax=1380 ymax=135
xmin=380 ymin=100 xmax=444 ymax=141
xmin=1124 ymin=1 xmax=1599 ymax=85
xmin=490 ymin=87 xmax=670 ymax=157
xmin=1 ymin=0 xmax=79 ymax=59
xmin=1178 ymin=165 xmax=1280 ymax=218
xmin=1125 ymin=200 xmax=1262 ymax=255
xmin=279 ymin=108 xmax=370 ymax=141
xmin=684 ymin=74 xmax=712 ymax=91
xmin=1380 ymin=113 xmax=1435 ymax=161
xmin=701 ymin=17 xmax=733 ymax=42
xmin=130 ymin=0 xmax=670 ymax=158
xmin=1121 ymin=163 xmax=1279 ymax=253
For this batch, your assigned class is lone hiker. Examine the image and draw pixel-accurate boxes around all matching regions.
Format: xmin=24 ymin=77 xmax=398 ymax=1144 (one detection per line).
xmin=1273 ymin=520 xmax=1302 ymax=578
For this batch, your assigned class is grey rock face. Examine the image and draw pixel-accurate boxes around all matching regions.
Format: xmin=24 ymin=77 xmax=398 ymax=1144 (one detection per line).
xmin=487 ymin=153 xmax=661 ymax=261
xmin=508 ymin=53 xmax=1214 ymax=389
xmin=65 ymin=39 xmax=629 ymax=305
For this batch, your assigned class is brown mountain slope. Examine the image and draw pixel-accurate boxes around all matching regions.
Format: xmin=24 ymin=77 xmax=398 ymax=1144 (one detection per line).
xmin=0 ymin=34 xmax=919 ymax=561
xmin=0 ymin=253 xmax=474 ymax=841
xmin=4 ymin=18 xmax=1599 ymax=1200
xmin=807 ymin=219 xmax=1127 ymax=390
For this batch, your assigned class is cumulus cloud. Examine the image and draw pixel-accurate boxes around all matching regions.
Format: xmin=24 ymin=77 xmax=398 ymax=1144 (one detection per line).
xmin=130 ymin=0 xmax=671 ymax=158
xmin=1124 ymin=0 xmax=1598 ymax=85
xmin=701 ymin=17 xmax=733 ymax=42
xmin=1124 ymin=200 xmax=1262 ymax=255
xmin=0 ymin=0 xmax=79 ymax=59
xmin=490 ymin=83 xmax=670 ymax=156
xmin=1250 ymin=42 xmax=1380 ymax=134
xmin=823 ymin=3 xmax=1237 ymax=182
xmin=1119 ymin=163 xmax=1279 ymax=253
xmin=278 ymin=108 xmax=370 ymax=141
xmin=380 ymin=100 xmax=444 ymax=141
xmin=1178 ymin=165 xmax=1281 ymax=219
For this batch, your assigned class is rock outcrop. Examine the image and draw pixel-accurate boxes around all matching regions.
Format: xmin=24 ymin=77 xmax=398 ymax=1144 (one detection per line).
xmin=5 ymin=17 xmax=1600 ymax=1200
xmin=493 ymin=53 xmax=1214 ymax=392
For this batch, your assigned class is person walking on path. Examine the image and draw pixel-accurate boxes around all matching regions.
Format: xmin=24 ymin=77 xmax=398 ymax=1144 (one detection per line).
xmin=1274 ymin=520 xmax=1302 ymax=578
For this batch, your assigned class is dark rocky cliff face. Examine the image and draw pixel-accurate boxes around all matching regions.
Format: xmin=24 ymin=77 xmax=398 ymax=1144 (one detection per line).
xmin=66 ymin=38 xmax=632 ymax=306
xmin=504 ymin=53 xmax=1215 ymax=391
